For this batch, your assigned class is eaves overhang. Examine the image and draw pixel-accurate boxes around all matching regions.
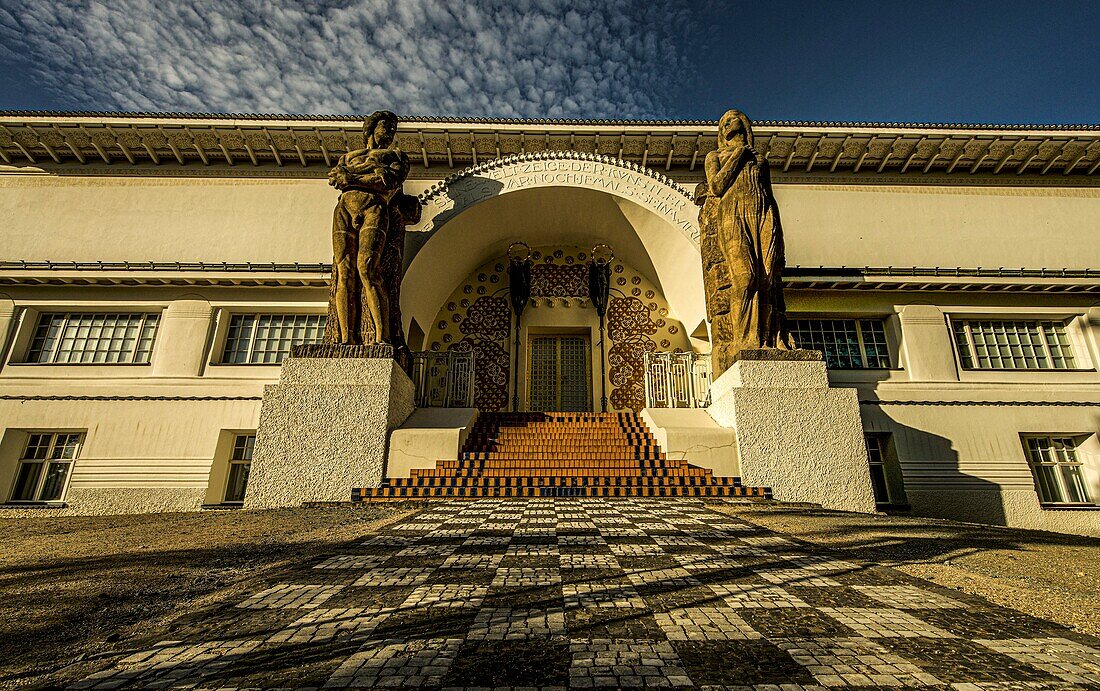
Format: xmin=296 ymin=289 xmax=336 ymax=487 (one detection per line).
xmin=0 ymin=262 xmax=1094 ymax=293
xmin=1 ymin=112 xmax=1098 ymax=178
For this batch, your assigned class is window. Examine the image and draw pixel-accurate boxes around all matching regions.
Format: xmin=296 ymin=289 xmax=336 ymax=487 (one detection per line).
xmin=788 ymin=319 xmax=890 ymax=369
xmin=28 ymin=313 xmax=160 ymax=364
xmin=866 ymin=434 xmax=892 ymax=506
xmin=952 ymin=320 xmax=1077 ymax=370
xmin=10 ymin=433 xmax=82 ymax=502
xmin=224 ymin=434 xmax=255 ymax=503
xmin=1023 ymin=436 xmax=1092 ymax=505
xmin=222 ymin=314 xmax=326 ymax=364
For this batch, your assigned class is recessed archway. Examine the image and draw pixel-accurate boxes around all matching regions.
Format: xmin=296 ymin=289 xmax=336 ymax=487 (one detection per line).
xmin=402 ymin=152 xmax=706 ymax=342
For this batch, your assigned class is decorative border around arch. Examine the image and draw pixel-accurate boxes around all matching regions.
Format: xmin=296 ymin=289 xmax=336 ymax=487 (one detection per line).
xmin=411 ymin=151 xmax=701 ymax=244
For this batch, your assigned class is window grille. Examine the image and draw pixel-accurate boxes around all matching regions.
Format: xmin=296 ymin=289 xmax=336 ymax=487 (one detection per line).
xmin=953 ymin=320 xmax=1076 ymax=370
xmin=224 ymin=434 xmax=255 ymax=503
xmin=10 ymin=432 xmax=82 ymax=502
xmin=1023 ymin=436 xmax=1092 ymax=505
xmin=788 ymin=319 xmax=890 ymax=369
xmin=222 ymin=314 xmax=326 ymax=364
xmin=28 ymin=313 xmax=160 ymax=364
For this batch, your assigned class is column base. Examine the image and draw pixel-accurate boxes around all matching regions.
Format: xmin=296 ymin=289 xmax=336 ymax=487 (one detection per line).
xmin=707 ymin=354 xmax=877 ymax=513
xmin=244 ymin=356 xmax=415 ymax=509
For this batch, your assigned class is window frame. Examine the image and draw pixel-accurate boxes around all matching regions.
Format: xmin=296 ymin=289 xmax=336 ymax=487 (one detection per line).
xmin=8 ymin=431 xmax=83 ymax=503
xmin=23 ymin=311 xmax=161 ymax=365
xmin=950 ymin=318 xmax=1081 ymax=372
xmin=787 ymin=317 xmax=892 ymax=370
xmin=217 ymin=312 xmax=327 ymax=365
xmin=1021 ymin=434 xmax=1095 ymax=507
xmin=222 ymin=433 xmax=255 ymax=504
xmin=865 ymin=433 xmax=892 ymax=506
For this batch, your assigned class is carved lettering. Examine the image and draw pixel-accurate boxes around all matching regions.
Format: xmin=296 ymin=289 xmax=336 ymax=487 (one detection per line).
xmin=416 ymin=155 xmax=699 ymax=244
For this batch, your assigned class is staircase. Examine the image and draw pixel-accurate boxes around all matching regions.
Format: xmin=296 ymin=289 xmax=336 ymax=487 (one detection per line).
xmin=351 ymin=411 xmax=771 ymax=500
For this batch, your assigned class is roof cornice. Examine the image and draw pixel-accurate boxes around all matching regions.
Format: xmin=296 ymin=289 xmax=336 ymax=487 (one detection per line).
xmin=1 ymin=112 xmax=1098 ymax=177
xmin=0 ymin=262 xmax=1094 ymax=293
xmin=2 ymin=110 xmax=1098 ymax=131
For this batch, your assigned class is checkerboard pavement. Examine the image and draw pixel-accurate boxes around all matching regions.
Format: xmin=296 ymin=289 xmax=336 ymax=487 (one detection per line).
xmin=71 ymin=499 xmax=1100 ymax=689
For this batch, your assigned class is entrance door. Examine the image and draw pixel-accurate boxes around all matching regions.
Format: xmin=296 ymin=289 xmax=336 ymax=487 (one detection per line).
xmin=528 ymin=335 xmax=591 ymax=412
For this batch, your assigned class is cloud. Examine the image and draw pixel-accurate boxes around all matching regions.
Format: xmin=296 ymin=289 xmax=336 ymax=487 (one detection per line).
xmin=0 ymin=0 xmax=702 ymax=118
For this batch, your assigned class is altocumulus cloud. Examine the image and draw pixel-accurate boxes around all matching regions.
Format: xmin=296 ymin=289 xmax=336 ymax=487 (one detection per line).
xmin=0 ymin=0 xmax=702 ymax=117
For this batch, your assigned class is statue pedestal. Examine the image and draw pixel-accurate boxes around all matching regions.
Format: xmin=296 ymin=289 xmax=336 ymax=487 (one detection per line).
xmin=707 ymin=352 xmax=877 ymax=513
xmin=244 ymin=356 xmax=415 ymax=508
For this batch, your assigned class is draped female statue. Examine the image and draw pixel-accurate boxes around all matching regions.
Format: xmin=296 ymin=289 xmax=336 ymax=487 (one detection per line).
xmin=696 ymin=109 xmax=792 ymax=378
xmin=325 ymin=110 xmax=412 ymax=347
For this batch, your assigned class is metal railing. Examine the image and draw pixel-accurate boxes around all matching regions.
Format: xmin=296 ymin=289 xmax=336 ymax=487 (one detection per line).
xmin=410 ymin=350 xmax=475 ymax=408
xmin=644 ymin=352 xmax=712 ymax=409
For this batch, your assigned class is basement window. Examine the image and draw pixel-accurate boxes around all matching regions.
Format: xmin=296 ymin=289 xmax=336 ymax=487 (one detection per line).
xmin=10 ymin=432 xmax=83 ymax=502
xmin=1022 ymin=435 xmax=1093 ymax=506
xmin=223 ymin=434 xmax=255 ymax=504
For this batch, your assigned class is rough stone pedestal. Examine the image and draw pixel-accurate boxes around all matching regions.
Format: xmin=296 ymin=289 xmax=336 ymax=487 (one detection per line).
xmin=244 ymin=357 xmax=415 ymax=508
xmin=707 ymin=353 xmax=876 ymax=513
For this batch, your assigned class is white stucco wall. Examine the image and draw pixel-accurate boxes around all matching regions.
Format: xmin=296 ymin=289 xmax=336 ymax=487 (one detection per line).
xmin=0 ymin=158 xmax=1097 ymax=533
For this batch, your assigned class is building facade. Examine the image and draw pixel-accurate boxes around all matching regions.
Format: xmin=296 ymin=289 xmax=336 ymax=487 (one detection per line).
xmin=0 ymin=112 xmax=1097 ymax=534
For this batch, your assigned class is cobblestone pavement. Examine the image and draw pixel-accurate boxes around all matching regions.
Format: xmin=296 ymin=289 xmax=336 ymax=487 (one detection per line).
xmin=71 ymin=500 xmax=1100 ymax=690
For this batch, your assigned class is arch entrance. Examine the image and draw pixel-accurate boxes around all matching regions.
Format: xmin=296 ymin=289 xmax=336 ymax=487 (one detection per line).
xmin=401 ymin=152 xmax=707 ymax=412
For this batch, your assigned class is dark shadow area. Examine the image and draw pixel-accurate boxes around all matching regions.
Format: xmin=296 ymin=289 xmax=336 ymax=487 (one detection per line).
xmin=3 ymin=499 xmax=1100 ymax=688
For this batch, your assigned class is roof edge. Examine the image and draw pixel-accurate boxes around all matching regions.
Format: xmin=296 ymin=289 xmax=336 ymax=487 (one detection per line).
xmin=1 ymin=110 xmax=1099 ymax=131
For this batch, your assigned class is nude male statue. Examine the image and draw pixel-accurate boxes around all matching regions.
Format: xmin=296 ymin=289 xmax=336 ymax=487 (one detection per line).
xmin=327 ymin=110 xmax=411 ymax=345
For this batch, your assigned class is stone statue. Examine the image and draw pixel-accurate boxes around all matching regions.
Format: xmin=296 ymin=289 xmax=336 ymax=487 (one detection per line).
xmin=696 ymin=109 xmax=792 ymax=378
xmin=382 ymin=191 xmax=422 ymax=372
xmin=325 ymin=110 xmax=413 ymax=348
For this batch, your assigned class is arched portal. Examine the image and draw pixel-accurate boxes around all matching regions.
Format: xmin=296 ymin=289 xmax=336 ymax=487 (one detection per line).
xmin=400 ymin=152 xmax=708 ymax=412
xmin=402 ymin=152 xmax=706 ymax=344
xmin=424 ymin=245 xmax=693 ymax=412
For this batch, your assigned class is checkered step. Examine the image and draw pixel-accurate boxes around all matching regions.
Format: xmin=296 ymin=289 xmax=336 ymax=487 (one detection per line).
xmin=353 ymin=411 xmax=770 ymax=501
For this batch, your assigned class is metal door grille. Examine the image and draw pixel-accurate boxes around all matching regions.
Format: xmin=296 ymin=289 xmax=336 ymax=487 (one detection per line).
xmin=559 ymin=336 xmax=590 ymax=412
xmin=528 ymin=335 xmax=591 ymax=412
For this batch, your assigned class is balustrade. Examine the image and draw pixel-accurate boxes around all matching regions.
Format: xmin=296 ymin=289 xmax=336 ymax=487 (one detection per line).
xmin=643 ymin=352 xmax=712 ymax=408
xmin=410 ymin=350 xmax=475 ymax=408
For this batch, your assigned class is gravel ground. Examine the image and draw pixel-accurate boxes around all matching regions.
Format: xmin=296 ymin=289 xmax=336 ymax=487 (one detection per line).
xmin=0 ymin=505 xmax=417 ymax=689
xmin=714 ymin=502 xmax=1100 ymax=639
xmin=3 ymin=501 xmax=1099 ymax=689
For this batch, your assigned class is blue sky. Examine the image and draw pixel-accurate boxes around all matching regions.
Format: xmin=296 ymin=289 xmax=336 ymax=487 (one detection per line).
xmin=0 ymin=0 xmax=1096 ymax=124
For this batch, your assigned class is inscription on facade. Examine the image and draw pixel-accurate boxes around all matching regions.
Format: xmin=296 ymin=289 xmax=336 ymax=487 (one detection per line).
xmin=415 ymin=157 xmax=700 ymax=242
